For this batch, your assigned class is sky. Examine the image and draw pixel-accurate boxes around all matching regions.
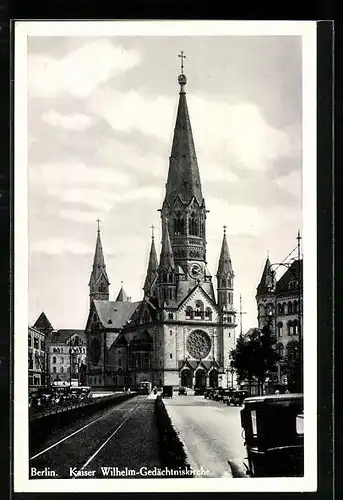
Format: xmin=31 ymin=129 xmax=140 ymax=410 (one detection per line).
xmin=26 ymin=30 xmax=303 ymax=331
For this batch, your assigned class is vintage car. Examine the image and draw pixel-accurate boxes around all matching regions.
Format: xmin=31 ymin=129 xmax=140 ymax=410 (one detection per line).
xmin=234 ymin=393 xmax=304 ymax=477
xmin=178 ymin=386 xmax=187 ymax=395
xmin=194 ymin=385 xmax=206 ymax=396
xmin=213 ymin=387 xmax=226 ymax=401
xmin=227 ymin=390 xmax=248 ymax=406
xmin=222 ymin=388 xmax=234 ymax=404
xmin=204 ymin=387 xmax=214 ymax=399
xmin=162 ymin=385 xmax=173 ymax=398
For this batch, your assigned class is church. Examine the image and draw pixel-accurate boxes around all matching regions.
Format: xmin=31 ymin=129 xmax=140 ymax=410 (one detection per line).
xmin=85 ymin=57 xmax=237 ymax=390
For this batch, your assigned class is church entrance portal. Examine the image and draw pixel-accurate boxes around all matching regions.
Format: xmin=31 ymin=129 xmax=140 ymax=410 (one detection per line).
xmin=195 ymin=369 xmax=206 ymax=388
xmin=181 ymin=369 xmax=193 ymax=388
xmin=209 ymin=369 xmax=218 ymax=388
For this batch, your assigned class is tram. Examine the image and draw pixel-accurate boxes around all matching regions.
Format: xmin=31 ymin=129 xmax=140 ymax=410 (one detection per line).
xmin=140 ymin=381 xmax=152 ymax=394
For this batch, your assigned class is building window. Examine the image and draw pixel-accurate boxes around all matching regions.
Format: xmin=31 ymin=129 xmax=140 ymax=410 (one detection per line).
xmin=288 ymin=301 xmax=293 ymax=315
xmin=61 ymin=366 xmax=64 ymax=373
xmin=28 ymin=333 xmax=32 ymax=347
xmin=277 ymin=322 xmax=283 ymax=337
xmin=28 ymin=352 xmax=33 ymax=370
xmin=228 ymin=316 xmax=232 ymax=324
xmin=228 ymin=292 xmax=233 ymax=305
xmin=53 ymin=366 xmax=56 ymax=373
xmin=170 ymin=353 xmax=172 ymax=359
xmin=61 ymin=357 xmax=64 ymax=364
xmin=194 ymin=300 xmax=204 ymax=319
xmin=185 ymin=306 xmax=194 ymax=319
xmin=293 ymin=300 xmax=298 ymax=313
xmin=205 ymin=308 xmax=212 ymax=320
xmin=118 ymin=358 xmax=122 ymax=367
xmin=40 ymin=339 xmax=45 ymax=351
xmin=168 ymin=313 xmax=173 ymax=320
xmin=52 ymin=356 xmax=56 ymax=364
xmin=287 ymin=321 xmax=292 ymax=336
xmin=292 ymin=321 xmax=298 ymax=336
xmin=277 ymin=343 xmax=284 ymax=357
xmin=34 ymin=337 xmax=39 ymax=349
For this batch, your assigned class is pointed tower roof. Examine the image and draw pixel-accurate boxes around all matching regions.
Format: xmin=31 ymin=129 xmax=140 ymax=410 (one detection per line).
xmin=33 ymin=312 xmax=54 ymax=334
xmin=164 ymin=54 xmax=203 ymax=207
xmin=89 ymin=222 xmax=109 ymax=286
xmin=257 ymin=256 xmax=273 ymax=295
xmin=159 ymin=220 xmax=175 ymax=270
xmin=217 ymin=226 xmax=233 ymax=276
xmin=143 ymin=226 xmax=158 ymax=293
xmin=116 ymin=283 xmax=128 ymax=302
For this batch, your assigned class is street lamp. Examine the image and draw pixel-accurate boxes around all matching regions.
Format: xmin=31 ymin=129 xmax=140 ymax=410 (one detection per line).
xmin=230 ymin=364 xmax=235 ymax=389
xmin=69 ymin=338 xmax=80 ymax=386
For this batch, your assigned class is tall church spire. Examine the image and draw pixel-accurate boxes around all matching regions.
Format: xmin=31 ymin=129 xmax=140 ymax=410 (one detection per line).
xmin=159 ymin=220 xmax=175 ymax=271
xmin=217 ymin=226 xmax=234 ymax=312
xmin=89 ymin=221 xmax=110 ymax=304
xmin=216 ymin=225 xmax=233 ymax=276
xmin=164 ymin=52 xmax=203 ymax=207
xmin=143 ymin=226 xmax=158 ymax=297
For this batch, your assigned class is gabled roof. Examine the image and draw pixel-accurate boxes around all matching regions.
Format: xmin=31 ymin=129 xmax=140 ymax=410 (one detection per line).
xmin=33 ymin=312 xmax=54 ymax=334
xmin=178 ymin=282 xmax=218 ymax=311
xmin=93 ymin=300 xmax=141 ymax=330
xmin=48 ymin=329 xmax=86 ymax=345
xmin=275 ymin=259 xmax=303 ymax=294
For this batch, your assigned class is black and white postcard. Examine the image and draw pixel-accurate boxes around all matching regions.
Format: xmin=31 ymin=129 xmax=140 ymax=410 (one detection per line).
xmin=14 ymin=20 xmax=317 ymax=493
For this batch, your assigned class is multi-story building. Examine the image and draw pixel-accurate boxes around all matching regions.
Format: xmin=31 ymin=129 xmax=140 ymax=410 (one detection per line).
xmin=33 ymin=313 xmax=87 ymax=386
xmin=256 ymin=257 xmax=303 ymax=388
xmin=28 ymin=325 xmax=47 ymax=390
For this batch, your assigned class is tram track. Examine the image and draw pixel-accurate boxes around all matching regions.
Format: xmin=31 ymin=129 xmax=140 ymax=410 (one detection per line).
xmin=29 ymin=395 xmax=153 ymax=478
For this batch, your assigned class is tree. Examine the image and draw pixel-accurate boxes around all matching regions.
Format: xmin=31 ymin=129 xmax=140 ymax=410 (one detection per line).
xmin=283 ymin=339 xmax=302 ymax=392
xmin=230 ymin=325 xmax=280 ymax=395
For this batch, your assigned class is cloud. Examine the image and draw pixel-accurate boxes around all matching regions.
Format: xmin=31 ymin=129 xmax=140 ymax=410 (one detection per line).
xmin=49 ymin=186 xmax=162 ymax=213
xmin=41 ymin=111 xmax=94 ymax=131
xmin=30 ymin=238 xmax=93 ymax=255
xmin=59 ymin=208 xmax=108 ymax=224
xmin=88 ymin=88 xmax=295 ymax=180
xmin=28 ymin=39 xmax=142 ymax=99
xmin=207 ymin=199 xmax=264 ymax=237
xmin=29 ymin=162 xmax=132 ymax=189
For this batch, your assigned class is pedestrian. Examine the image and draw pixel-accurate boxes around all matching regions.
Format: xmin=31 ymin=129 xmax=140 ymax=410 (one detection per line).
xmin=275 ymin=389 xmax=280 ymax=395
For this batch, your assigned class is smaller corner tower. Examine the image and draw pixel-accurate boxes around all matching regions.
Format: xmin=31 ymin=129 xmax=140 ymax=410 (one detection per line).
xmin=256 ymin=253 xmax=274 ymax=329
xmin=88 ymin=219 xmax=110 ymax=305
xmin=143 ymin=225 xmax=158 ymax=299
xmin=156 ymin=219 xmax=177 ymax=307
xmin=216 ymin=226 xmax=235 ymax=314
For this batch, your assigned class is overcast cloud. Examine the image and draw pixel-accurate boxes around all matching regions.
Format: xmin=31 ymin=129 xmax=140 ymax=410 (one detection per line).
xmin=27 ymin=33 xmax=302 ymax=330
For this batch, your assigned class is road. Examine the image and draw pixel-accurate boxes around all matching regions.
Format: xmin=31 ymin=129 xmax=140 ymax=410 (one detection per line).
xmin=29 ymin=394 xmax=161 ymax=479
xmin=164 ymin=395 xmax=247 ymax=478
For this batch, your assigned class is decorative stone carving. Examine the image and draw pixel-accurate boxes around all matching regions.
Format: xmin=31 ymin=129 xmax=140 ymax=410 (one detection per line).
xmin=186 ymin=330 xmax=211 ymax=359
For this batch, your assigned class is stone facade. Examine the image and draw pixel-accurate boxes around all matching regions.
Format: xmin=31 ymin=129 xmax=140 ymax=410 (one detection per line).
xmin=256 ymin=258 xmax=303 ymax=385
xmin=28 ymin=326 xmax=47 ymax=390
xmin=47 ymin=330 xmax=87 ymax=386
xmin=86 ymin=67 xmax=237 ymax=390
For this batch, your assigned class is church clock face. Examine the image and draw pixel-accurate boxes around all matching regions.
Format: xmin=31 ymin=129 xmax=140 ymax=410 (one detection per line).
xmin=189 ymin=262 xmax=202 ymax=279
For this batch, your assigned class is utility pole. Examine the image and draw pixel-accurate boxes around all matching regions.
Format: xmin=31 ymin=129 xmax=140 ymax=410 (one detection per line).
xmin=239 ymin=294 xmax=247 ymax=343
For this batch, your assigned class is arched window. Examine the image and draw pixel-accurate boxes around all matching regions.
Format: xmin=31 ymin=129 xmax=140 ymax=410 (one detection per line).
xmin=292 ymin=320 xmax=298 ymax=336
xmin=53 ymin=366 xmax=56 ymax=373
xmin=293 ymin=300 xmax=298 ymax=313
xmin=205 ymin=308 xmax=212 ymax=320
xmin=228 ymin=292 xmax=233 ymax=305
xmin=60 ymin=366 xmax=64 ymax=373
xmin=287 ymin=321 xmax=293 ymax=336
xmin=277 ymin=343 xmax=284 ymax=356
xmin=288 ymin=301 xmax=293 ymax=315
xmin=61 ymin=357 xmax=64 ymax=364
xmin=278 ymin=303 xmax=283 ymax=314
xmin=52 ymin=356 xmax=56 ymax=364
xmin=277 ymin=322 xmax=283 ymax=337
xmin=185 ymin=306 xmax=193 ymax=319
xmin=53 ymin=347 xmax=57 ymax=353
xmin=189 ymin=212 xmax=198 ymax=236
xmin=195 ymin=300 xmax=204 ymax=319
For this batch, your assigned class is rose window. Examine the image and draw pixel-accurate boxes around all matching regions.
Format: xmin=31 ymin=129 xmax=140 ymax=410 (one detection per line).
xmin=186 ymin=330 xmax=211 ymax=359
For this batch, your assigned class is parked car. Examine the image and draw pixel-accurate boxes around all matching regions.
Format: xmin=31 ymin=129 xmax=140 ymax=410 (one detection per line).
xmin=194 ymin=386 xmax=206 ymax=396
xmin=213 ymin=387 xmax=226 ymax=401
xmin=228 ymin=390 xmax=248 ymax=406
xmin=162 ymin=385 xmax=173 ymax=398
xmin=178 ymin=386 xmax=187 ymax=395
xmin=236 ymin=393 xmax=304 ymax=477
xmin=222 ymin=388 xmax=233 ymax=404
xmin=204 ymin=387 xmax=213 ymax=399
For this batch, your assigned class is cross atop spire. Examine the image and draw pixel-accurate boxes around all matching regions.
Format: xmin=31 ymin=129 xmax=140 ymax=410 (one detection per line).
xmin=96 ymin=218 xmax=101 ymax=233
xmin=150 ymin=224 xmax=155 ymax=239
xmin=223 ymin=225 xmax=227 ymax=235
xmin=178 ymin=50 xmax=186 ymax=74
